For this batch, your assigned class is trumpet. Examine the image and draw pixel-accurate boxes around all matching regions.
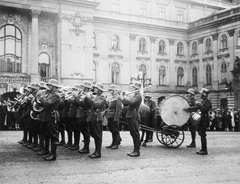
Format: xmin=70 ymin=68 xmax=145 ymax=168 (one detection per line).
xmin=9 ymin=90 xmax=31 ymax=110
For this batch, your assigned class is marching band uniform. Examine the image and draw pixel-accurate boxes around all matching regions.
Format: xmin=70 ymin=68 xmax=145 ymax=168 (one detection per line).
xmin=38 ymin=79 xmax=61 ymax=161
xmin=85 ymin=82 xmax=107 ymax=158
xmin=122 ymin=81 xmax=142 ymax=157
xmin=106 ymin=84 xmax=122 ymax=149
xmin=184 ymin=88 xmax=212 ymax=155
xmin=74 ymin=81 xmax=92 ymax=154
xmin=67 ymin=86 xmax=81 ymax=151
xmin=186 ymin=88 xmax=197 ymax=148
xmin=64 ymin=90 xmax=77 ymax=148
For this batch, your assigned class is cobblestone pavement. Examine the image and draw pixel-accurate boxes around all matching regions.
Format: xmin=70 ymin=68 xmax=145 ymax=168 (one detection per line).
xmin=0 ymin=130 xmax=240 ymax=184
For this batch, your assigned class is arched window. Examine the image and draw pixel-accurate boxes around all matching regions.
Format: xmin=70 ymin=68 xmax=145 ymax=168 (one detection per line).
xmin=93 ymin=32 xmax=96 ymax=48
xmin=220 ymin=63 xmax=227 ymax=83
xmin=38 ymin=53 xmax=50 ymax=81
xmin=192 ymin=67 xmax=198 ymax=86
xmin=177 ymin=42 xmax=184 ymax=55
xmin=112 ymin=62 xmax=120 ymax=84
xmin=111 ymin=34 xmax=119 ymax=49
xmin=159 ymin=66 xmax=166 ymax=85
xmin=192 ymin=41 xmax=198 ymax=55
xmin=220 ymin=34 xmax=228 ymax=49
xmin=139 ymin=37 xmax=147 ymax=52
xmin=206 ymin=65 xmax=212 ymax=85
xmin=0 ymin=24 xmax=22 ymax=73
xmin=205 ymin=38 xmax=212 ymax=52
xmin=159 ymin=40 xmax=166 ymax=54
xmin=177 ymin=67 xmax=184 ymax=86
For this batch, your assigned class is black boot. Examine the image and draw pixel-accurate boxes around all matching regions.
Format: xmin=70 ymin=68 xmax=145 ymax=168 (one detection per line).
xmin=78 ymin=142 xmax=90 ymax=154
xmin=187 ymin=131 xmax=196 ymax=148
xmin=90 ymin=139 xmax=101 ymax=158
xmin=44 ymin=151 xmax=56 ymax=161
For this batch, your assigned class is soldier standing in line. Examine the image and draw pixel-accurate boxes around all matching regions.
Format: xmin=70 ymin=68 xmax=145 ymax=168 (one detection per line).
xmin=121 ymin=81 xmax=142 ymax=157
xmin=106 ymin=84 xmax=122 ymax=149
xmin=186 ymin=88 xmax=198 ymax=148
xmin=74 ymin=81 xmax=92 ymax=154
xmin=184 ymin=88 xmax=212 ymax=155
xmin=38 ymin=79 xmax=61 ymax=161
xmin=85 ymin=82 xmax=107 ymax=158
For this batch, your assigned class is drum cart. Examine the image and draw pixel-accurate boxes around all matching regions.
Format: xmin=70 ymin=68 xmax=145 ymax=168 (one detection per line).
xmin=139 ymin=95 xmax=190 ymax=149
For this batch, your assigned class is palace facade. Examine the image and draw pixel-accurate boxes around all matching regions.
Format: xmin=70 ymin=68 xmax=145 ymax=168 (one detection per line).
xmin=0 ymin=0 xmax=239 ymax=110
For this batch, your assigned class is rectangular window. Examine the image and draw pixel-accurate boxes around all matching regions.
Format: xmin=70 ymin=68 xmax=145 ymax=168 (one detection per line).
xmin=139 ymin=4 xmax=146 ymax=16
xmin=112 ymin=0 xmax=119 ymax=12
xmin=159 ymin=7 xmax=165 ymax=19
xmin=177 ymin=10 xmax=184 ymax=22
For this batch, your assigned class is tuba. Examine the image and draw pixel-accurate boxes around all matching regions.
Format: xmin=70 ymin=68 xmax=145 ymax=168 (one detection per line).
xmin=30 ymin=90 xmax=48 ymax=120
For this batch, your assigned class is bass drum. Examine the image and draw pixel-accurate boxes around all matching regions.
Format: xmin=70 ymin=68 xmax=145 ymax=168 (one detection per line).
xmin=160 ymin=94 xmax=190 ymax=126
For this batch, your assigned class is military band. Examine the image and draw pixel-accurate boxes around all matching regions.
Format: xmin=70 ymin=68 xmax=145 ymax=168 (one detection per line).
xmin=3 ymin=77 xmax=217 ymax=161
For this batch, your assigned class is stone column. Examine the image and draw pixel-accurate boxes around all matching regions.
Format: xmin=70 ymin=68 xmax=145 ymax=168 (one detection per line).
xmin=198 ymin=37 xmax=204 ymax=89
xmin=129 ymin=34 xmax=137 ymax=78
xmin=228 ymin=29 xmax=235 ymax=81
xmin=30 ymin=9 xmax=41 ymax=83
xmin=150 ymin=36 xmax=156 ymax=85
xmin=168 ymin=38 xmax=175 ymax=90
xmin=212 ymin=33 xmax=219 ymax=90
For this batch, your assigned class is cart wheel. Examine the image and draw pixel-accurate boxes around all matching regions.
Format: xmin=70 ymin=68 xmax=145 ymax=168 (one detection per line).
xmin=161 ymin=125 xmax=185 ymax=148
xmin=156 ymin=130 xmax=164 ymax=145
xmin=155 ymin=123 xmax=167 ymax=145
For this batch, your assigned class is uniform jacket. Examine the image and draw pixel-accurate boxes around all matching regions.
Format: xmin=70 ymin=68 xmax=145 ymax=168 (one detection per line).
xmin=122 ymin=92 xmax=142 ymax=119
xmin=188 ymin=98 xmax=212 ymax=125
xmin=106 ymin=96 xmax=122 ymax=121
xmin=67 ymin=97 xmax=78 ymax=118
xmin=85 ymin=94 xmax=107 ymax=122
xmin=75 ymin=95 xmax=91 ymax=119
xmin=38 ymin=91 xmax=60 ymax=122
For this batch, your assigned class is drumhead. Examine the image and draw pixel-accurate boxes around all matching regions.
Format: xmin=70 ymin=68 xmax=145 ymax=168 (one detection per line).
xmin=160 ymin=94 xmax=190 ymax=126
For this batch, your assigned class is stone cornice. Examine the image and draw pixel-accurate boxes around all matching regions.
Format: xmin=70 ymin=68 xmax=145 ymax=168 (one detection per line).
xmin=108 ymin=54 xmax=123 ymax=59
xmin=217 ymin=53 xmax=230 ymax=59
xmin=189 ymin=59 xmax=199 ymax=63
xmin=175 ymin=60 xmax=187 ymax=63
xmin=203 ymin=56 xmax=214 ymax=61
xmin=94 ymin=17 xmax=188 ymax=34
xmin=136 ymin=56 xmax=150 ymax=60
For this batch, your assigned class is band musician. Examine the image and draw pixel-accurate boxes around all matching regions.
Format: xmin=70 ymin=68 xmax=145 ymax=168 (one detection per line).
xmin=186 ymin=88 xmax=197 ymax=148
xmin=106 ymin=84 xmax=122 ymax=149
xmin=184 ymin=88 xmax=212 ymax=155
xmin=85 ymin=82 xmax=107 ymax=158
xmin=38 ymin=79 xmax=61 ymax=161
xmin=120 ymin=81 xmax=142 ymax=157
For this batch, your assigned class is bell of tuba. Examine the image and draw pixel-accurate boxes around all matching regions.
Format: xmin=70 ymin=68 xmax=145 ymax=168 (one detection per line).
xmin=30 ymin=110 xmax=39 ymax=120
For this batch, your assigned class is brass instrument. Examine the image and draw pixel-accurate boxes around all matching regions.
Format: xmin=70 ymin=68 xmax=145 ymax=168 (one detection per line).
xmin=9 ymin=90 xmax=31 ymax=111
xmin=30 ymin=90 xmax=49 ymax=120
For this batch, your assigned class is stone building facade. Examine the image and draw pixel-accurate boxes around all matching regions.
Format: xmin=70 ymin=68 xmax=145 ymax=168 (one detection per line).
xmin=0 ymin=0 xmax=239 ymax=110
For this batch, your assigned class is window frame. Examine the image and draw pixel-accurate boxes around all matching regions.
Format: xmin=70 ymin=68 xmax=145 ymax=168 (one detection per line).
xmin=139 ymin=37 xmax=147 ymax=52
xmin=192 ymin=67 xmax=198 ymax=86
xmin=177 ymin=67 xmax=184 ymax=86
xmin=177 ymin=42 xmax=184 ymax=55
xmin=111 ymin=34 xmax=120 ymax=50
xmin=159 ymin=66 xmax=166 ymax=85
xmin=0 ymin=24 xmax=22 ymax=73
xmin=139 ymin=3 xmax=146 ymax=16
xmin=112 ymin=0 xmax=120 ymax=12
xmin=206 ymin=65 xmax=212 ymax=85
xmin=158 ymin=39 xmax=166 ymax=54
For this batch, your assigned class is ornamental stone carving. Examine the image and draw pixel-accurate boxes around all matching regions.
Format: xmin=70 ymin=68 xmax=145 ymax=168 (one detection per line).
xmin=60 ymin=12 xmax=92 ymax=36
xmin=150 ymin=36 xmax=157 ymax=44
xmin=31 ymin=9 xmax=41 ymax=18
xmin=0 ymin=7 xmax=28 ymax=33
xmin=197 ymin=37 xmax=204 ymax=44
xmin=168 ymin=38 xmax=175 ymax=46
xmin=129 ymin=34 xmax=137 ymax=41
xmin=228 ymin=29 xmax=235 ymax=37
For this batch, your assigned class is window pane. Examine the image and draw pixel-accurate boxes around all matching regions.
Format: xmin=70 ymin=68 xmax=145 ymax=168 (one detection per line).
xmin=16 ymin=28 xmax=21 ymax=39
xmin=16 ymin=42 xmax=21 ymax=57
xmin=6 ymin=25 xmax=15 ymax=36
xmin=0 ymin=40 xmax=4 ymax=55
xmin=6 ymin=38 xmax=15 ymax=54
xmin=39 ymin=53 xmax=50 ymax=64
xmin=0 ymin=27 xmax=4 ymax=37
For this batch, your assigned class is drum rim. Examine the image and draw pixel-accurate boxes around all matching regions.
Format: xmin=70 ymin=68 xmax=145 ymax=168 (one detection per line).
xmin=159 ymin=94 xmax=190 ymax=126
